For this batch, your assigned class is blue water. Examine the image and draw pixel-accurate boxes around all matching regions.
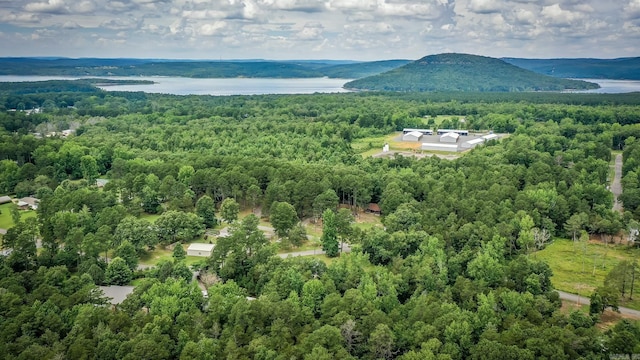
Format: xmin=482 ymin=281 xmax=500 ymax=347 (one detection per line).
xmin=0 ymin=75 xmax=352 ymax=95
xmin=0 ymin=76 xmax=638 ymax=95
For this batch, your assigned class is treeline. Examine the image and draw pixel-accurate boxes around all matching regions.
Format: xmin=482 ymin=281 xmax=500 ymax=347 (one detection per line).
xmin=1 ymin=87 xmax=640 ymax=359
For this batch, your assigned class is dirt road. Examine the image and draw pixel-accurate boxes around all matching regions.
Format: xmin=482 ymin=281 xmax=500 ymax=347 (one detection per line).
xmin=611 ymin=153 xmax=623 ymax=212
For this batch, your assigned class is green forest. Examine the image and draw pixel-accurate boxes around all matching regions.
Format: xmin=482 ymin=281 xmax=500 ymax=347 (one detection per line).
xmin=344 ymin=54 xmax=599 ymax=92
xmin=1 ymin=82 xmax=640 ymax=359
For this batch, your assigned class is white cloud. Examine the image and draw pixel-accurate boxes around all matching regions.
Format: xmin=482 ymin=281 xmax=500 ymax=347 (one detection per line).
xmin=540 ymin=4 xmax=584 ymax=27
xmin=199 ymin=21 xmax=227 ymax=35
xmin=24 ymin=0 xmax=67 ymax=14
xmin=467 ymin=0 xmax=502 ymax=14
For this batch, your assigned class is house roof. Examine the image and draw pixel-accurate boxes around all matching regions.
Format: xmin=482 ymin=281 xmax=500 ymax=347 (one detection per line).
xmin=18 ymin=197 xmax=39 ymax=206
xmin=482 ymin=133 xmax=499 ymax=140
xmin=0 ymin=196 xmax=11 ymax=204
xmin=404 ymin=131 xmax=423 ymax=138
xmin=187 ymin=243 xmax=215 ymax=252
xmin=99 ymin=285 xmax=135 ymax=305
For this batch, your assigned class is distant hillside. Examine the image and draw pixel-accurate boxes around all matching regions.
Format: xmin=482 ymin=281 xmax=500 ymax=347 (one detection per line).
xmin=0 ymin=58 xmax=324 ymax=78
xmin=502 ymin=57 xmax=640 ymax=80
xmin=344 ymin=53 xmax=600 ymax=92
xmin=319 ymin=60 xmax=410 ymax=79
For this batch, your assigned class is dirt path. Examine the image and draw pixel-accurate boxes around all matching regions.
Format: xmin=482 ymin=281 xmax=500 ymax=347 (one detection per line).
xmin=611 ymin=153 xmax=623 ymax=212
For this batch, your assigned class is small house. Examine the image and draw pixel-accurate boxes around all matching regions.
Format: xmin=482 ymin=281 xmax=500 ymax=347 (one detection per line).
xmin=99 ymin=285 xmax=135 ymax=305
xmin=17 ymin=197 xmax=39 ymax=210
xmin=0 ymin=196 xmax=11 ymax=205
xmin=187 ymin=243 xmax=215 ymax=257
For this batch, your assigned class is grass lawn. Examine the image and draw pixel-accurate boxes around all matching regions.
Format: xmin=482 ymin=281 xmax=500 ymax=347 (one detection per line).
xmin=536 ymin=238 xmax=640 ymax=310
xmin=351 ymin=132 xmax=400 ymax=155
xmin=0 ymin=203 xmax=37 ymax=229
xmin=139 ymin=213 xmax=161 ymax=223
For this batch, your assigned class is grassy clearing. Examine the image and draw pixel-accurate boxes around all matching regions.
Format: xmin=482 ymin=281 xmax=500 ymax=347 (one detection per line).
xmin=536 ymin=238 xmax=640 ymax=310
xmin=0 ymin=203 xmax=36 ymax=229
xmin=139 ymin=213 xmax=161 ymax=223
xmin=351 ymin=133 xmax=400 ymax=154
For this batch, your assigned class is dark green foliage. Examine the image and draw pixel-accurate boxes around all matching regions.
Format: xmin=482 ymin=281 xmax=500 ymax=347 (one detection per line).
xmin=195 ymin=195 xmax=217 ymax=228
xmin=0 ymin=80 xmax=638 ymax=360
xmin=105 ymin=257 xmax=132 ymax=285
xmin=270 ymin=201 xmax=299 ymax=238
xmin=345 ymin=53 xmax=599 ymax=92
xmin=173 ymin=244 xmax=186 ymax=261
xmin=321 ymin=209 xmax=339 ymax=257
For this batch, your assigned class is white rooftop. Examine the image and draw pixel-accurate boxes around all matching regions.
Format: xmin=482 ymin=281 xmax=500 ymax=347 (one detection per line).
xmin=482 ymin=133 xmax=499 ymax=140
xmin=466 ymin=138 xmax=485 ymax=145
xmin=187 ymin=243 xmax=215 ymax=252
xmin=441 ymin=132 xmax=460 ymax=140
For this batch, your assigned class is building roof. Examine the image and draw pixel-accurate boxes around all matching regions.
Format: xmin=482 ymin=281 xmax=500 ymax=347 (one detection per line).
xmin=367 ymin=203 xmax=381 ymax=212
xmin=0 ymin=195 xmax=11 ymax=204
xmin=404 ymin=131 xmax=423 ymax=138
xmin=18 ymin=197 xmax=39 ymax=206
xmin=421 ymin=143 xmax=459 ymax=150
xmin=96 ymin=179 xmax=110 ymax=187
xmin=99 ymin=285 xmax=135 ymax=305
xmin=187 ymin=243 xmax=215 ymax=252
xmin=440 ymin=132 xmax=460 ymax=140
xmin=482 ymin=133 xmax=499 ymax=140
xmin=466 ymin=138 xmax=486 ymax=145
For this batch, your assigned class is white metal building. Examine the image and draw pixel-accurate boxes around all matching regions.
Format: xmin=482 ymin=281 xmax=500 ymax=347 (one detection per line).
xmin=402 ymin=131 xmax=423 ymax=142
xmin=482 ymin=133 xmax=499 ymax=141
xmin=421 ymin=143 xmax=459 ymax=152
xmin=461 ymin=138 xmax=485 ymax=149
xmin=440 ymin=132 xmax=460 ymax=143
xmin=187 ymin=243 xmax=215 ymax=257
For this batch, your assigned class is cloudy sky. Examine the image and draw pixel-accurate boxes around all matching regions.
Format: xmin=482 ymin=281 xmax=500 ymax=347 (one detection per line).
xmin=0 ymin=0 xmax=638 ymax=60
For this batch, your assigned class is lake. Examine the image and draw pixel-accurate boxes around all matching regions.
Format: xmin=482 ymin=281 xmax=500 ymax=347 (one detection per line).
xmin=0 ymin=75 xmax=353 ymax=95
xmin=0 ymin=76 xmax=639 ymax=95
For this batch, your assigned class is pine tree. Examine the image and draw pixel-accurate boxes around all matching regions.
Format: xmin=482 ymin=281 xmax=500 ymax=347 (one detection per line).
xmin=321 ymin=209 xmax=339 ymax=257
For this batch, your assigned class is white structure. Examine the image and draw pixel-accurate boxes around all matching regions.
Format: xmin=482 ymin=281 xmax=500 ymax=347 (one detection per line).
xmin=187 ymin=243 xmax=215 ymax=257
xmin=437 ymin=129 xmax=469 ymax=136
xmin=403 ymin=128 xmax=433 ymax=135
xmin=17 ymin=197 xmax=39 ymax=210
xmin=382 ymin=143 xmax=390 ymax=152
xmin=461 ymin=138 xmax=485 ymax=149
xmin=421 ymin=143 xmax=459 ymax=152
xmin=440 ymin=132 xmax=460 ymax=143
xmin=482 ymin=133 xmax=499 ymax=141
xmin=402 ymin=131 xmax=423 ymax=142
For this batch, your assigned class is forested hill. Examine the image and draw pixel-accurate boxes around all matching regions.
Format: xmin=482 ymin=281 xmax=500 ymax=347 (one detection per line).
xmin=319 ymin=60 xmax=411 ymax=79
xmin=502 ymin=57 xmax=640 ymax=80
xmin=344 ymin=53 xmax=600 ymax=92
xmin=0 ymin=58 xmax=408 ymax=79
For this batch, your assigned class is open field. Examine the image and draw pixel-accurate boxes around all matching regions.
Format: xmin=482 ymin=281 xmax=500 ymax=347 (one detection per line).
xmin=0 ymin=203 xmax=37 ymax=229
xmin=537 ymin=239 xmax=640 ymax=310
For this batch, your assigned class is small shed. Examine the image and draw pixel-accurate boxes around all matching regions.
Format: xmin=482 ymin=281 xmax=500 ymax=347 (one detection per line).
xmin=187 ymin=243 xmax=215 ymax=257
xmin=0 ymin=196 xmax=11 ymax=204
xmin=366 ymin=203 xmax=381 ymax=215
xmin=96 ymin=179 xmax=110 ymax=188
xmin=402 ymin=131 xmax=423 ymax=142
xmin=440 ymin=132 xmax=460 ymax=143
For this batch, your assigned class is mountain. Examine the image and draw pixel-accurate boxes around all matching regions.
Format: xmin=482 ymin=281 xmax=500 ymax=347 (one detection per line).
xmin=344 ymin=53 xmax=600 ymax=92
xmin=319 ymin=60 xmax=411 ymax=79
xmin=502 ymin=57 xmax=640 ymax=80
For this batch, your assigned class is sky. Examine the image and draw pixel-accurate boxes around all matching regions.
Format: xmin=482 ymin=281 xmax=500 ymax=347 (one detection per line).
xmin=0 ymin=0 xmax=638 ymax=60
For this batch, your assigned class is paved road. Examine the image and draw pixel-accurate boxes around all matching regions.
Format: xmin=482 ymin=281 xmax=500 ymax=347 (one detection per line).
xmin=557 ymin=290 xmax=640 ymax=318
xmin=611 ymin=153 xmax=623 ymax=212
